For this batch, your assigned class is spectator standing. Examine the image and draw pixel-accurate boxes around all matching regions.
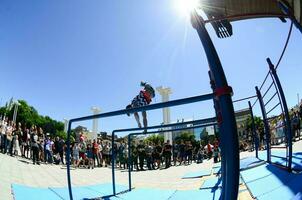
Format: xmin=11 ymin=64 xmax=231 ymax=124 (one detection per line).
xmin=178 ymin=140 xmax=186 ymax=165
xmin=92 ymin=139 xmax=100 ymax=167
xmin=153 ymin=142 xmax=162 ymax=169
xmin=31 ymin=130 xmax=40 ymax=165
xmin=72 ymin=143 xmax=80 ymax=168
xmin=163 ymin=140 xmax=172 ymax=168
xmin=137 ymin=140 xmax=146 ymax=171
xmin=145 ymin=141 xmax=154 ymax=170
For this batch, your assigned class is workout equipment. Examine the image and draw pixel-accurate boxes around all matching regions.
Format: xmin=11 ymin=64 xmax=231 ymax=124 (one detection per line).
xmin=63 ymin=2 xmax=302 ymax=200
xmin=253 ymin=58 xmax=293 ymax=171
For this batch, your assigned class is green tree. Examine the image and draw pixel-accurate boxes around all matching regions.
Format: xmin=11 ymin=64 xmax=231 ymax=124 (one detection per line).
xmin=0 ymin=99 xmax=64 ymax=135
xmin=145 ymin=134 xmax=164 ymax=145
xmin=174 ymin=131 xmax=196 ymax=144
xmin=245 ymin=115 xmax=264 ymax=132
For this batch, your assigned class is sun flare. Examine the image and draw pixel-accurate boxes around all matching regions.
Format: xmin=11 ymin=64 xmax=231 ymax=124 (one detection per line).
xmin=174 ymin=0 xmax=199 ymax=17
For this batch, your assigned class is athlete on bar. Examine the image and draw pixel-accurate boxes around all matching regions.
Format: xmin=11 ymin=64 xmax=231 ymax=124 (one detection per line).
xmin=126 ymin=81 xmax=155 ymax=129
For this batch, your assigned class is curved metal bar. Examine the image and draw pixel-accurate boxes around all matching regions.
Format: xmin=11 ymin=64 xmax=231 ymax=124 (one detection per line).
xmin=66 ymin=121 xmax=73 ymax=200
xmin=266 ymin=102 xmax=281 ymax=115
xmin=69 ymin=93 xmax=213 ymax=123
xmin=267 ymin=58 xmax=292 ymax=171
xmin=111 ymin=117 xmax=217 ymax=194
xmin=256 ymin=86 xmax=271 ymax=163
xmin=262 ymin=81 xmax=274 ymax=99
xmin=66 ymin=94 xmax=214 ymax=199
xmin=264 ymin=92 xmax=278 ymax=107
xmin=191 ymin=10 xmax=239 ymax=200
xmin=112 ymin=117 xmax=216 ymax=134
xmin=249 ymin=101 xmax=258 ymax=158
xmin=129 ymin=123 xmax=216 ymax=137
xmin=232 ymin=95 xmax=257 ymax=103
xmin=127 ymin=123 xmax=217 ymax=190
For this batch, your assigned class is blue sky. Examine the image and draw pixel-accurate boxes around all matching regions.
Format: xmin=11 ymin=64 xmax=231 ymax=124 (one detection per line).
xmin=1 ymin=0 xmax=302 ymax=134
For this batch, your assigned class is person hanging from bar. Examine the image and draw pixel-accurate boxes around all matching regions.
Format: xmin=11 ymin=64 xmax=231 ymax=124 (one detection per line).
xmin=126 ymin=81 xmax=155 ymax=129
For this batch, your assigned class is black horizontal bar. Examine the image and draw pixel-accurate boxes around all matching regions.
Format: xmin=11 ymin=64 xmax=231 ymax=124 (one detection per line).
xmin=129 ymin=122 xmax=217 ymax=137
xmin=232 ymin=95 xmax=257 ymax=103
xmin=113 ymin=117 xmax=217 ymax=134
xmin=259 ymin=72 xmax=270 ymax=91
xmin=70 ymin=93 xmax=214 ymax=123
xmin=266 ymin=102 xmax=281 ymax=115
xmin=264 ymin=92 xmax=278 ymax=107
xmin=262 ymin=81 xmax=274 ymax=99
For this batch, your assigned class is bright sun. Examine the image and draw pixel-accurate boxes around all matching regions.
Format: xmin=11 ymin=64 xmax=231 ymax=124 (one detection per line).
xmin=174 ymin=0 xmax=199 ymax=17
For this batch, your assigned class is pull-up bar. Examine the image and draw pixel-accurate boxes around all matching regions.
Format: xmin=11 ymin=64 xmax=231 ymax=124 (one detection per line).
xmin=66 ymin=93 xmax=214 ymax=200
xmin=126 ymin=123 xmax=217 ymax=192
xmin=69 ymin=93 xmax=214 ymax=123
xmin=110 ymin=117 xmax=217 ymax=195
xmin=232 ymin=95 xmax=257 ymax=103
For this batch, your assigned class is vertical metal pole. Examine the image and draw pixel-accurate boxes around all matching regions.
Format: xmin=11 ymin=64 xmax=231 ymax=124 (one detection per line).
xmin=191 ymin=11 xmax=239 ymax=200
xmin=127 ymin=134 xmax=132 ymax=191
xmin=208 ymin=70 xmax=226 ymax=195
xmin=248 ymin=101 xmax=258 ymax=158
xmin=111 ymin=131 xmax=116 ymax=195
xmin=267 ymin=58 xmax=292 ymax=171
xmin=66 ymin=121 xmax=73 ymax=200
xmin=255 ymin=86 xmax=271 ymax=163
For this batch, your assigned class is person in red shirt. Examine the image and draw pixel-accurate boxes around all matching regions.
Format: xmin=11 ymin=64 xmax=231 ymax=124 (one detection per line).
xmin=126 ymin=82 xmax=155 ymax=129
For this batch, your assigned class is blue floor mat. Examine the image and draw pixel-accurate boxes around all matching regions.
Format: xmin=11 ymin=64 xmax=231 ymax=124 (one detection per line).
xmin=200 ymin=177 xmax=243 ymax=189
xmin=12 ymin=184 xmax=62 ymax=200
xmin=240 ymin=164 xmax=273 ymax=183
xmin=117 ymin=188 xmax=176 ymax=200
xmin=200 ymin=177 xmax=222 ymax=189
xmin=257 ymin=174 xmax=302 ymax=200
xmin=50 ymin=186 xmax=104 ymax=200
xmin=213 ymin=167 xmax=221 ymax=174
xmin=241 ymin=164 xmax=301 ymax=198
xmin=257 ymin=151 xmax=302 ymax=171
xmin=240 ymin=157 xmax=265 ymax=171
xmin=169 ymin=189 xmax=221 ymax=200
xmin=182 ymin=169 xmax=212 ymax=179
xmin=85 ymin=183 xmax=128 ymax=194
xmin=49 ymin=183 xmax=128 ymax=200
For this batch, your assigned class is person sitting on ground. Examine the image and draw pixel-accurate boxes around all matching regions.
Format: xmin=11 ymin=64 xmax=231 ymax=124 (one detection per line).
xmin=53 ymin=152 xmax=61 ymax=165
xmin=126 ymin=81 xmax=155 ymax=129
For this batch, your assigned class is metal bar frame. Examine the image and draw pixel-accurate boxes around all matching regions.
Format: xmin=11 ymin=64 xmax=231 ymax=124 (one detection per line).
xmin=126 ymin=123 xmax=217 ymax=192
xmin=232 ymin=95 xmax=257 ymax=103
xmin=262 ymin=81 xmax=274 ymax=99
xmin=255 ymin=86 xmax=271 ymax=163
xmin=64 ymin=7 xmax=240 ymax=200
xmin=266 ymin=102 xmax=281 ymax=115
xmin=267 ymin=58 xmax=292 ymax=171
xmin=264 ymin=92 xmax=278 ymax=107
xmin=191 ymin=10 xmax=239 ymax=200
xmin=65 ymin=94 xmax=214 ymax=200
xmin=248 ymin=101 xmax=258 ymax=158
xmin=111 ymin=117 xmax=217 ymax=195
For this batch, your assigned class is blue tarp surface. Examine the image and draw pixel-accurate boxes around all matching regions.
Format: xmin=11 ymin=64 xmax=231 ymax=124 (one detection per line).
xmin=182 ymin=169 xmax=212 ymax=179
xmin=241 ymin=163 xmax=302 ymax=199
xmin=12 ymin=183 xmax=128 ymax=200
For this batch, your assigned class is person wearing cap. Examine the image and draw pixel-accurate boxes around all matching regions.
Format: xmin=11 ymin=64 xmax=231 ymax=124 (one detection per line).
xmin=126 ymin=81 xmax=155 ymax=129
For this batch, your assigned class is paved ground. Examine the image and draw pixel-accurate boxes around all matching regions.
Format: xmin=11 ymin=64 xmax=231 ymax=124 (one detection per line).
xmin=1 ymin=140 xmax=301 ymax=200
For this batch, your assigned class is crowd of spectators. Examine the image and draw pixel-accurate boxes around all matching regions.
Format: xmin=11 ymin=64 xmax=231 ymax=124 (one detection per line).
xmin=0 ymin=117 xmax=66 ymax=165
xmin=0 ymin=116 xmax=221 ymax=170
